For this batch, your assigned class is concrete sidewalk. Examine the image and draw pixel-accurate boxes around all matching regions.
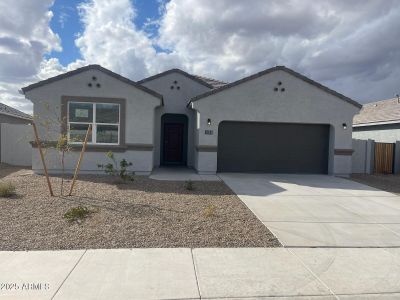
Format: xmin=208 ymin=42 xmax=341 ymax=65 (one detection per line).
xmin=2 ymin=248 xmax=400 ymax=299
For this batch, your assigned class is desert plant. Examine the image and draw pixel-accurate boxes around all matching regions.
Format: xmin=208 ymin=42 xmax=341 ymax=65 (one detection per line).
xmin=0 ymin=182 xmax=16 ymax=197
xmin=185 ymin=180 xmax=194 ymax=191
xmin=64 ymin=206 xmax=90 ymax=223
xmin=203 ymin=204 xmax=217 ymax=218
xmin=98 ymin=151 xmax=135 ymax=182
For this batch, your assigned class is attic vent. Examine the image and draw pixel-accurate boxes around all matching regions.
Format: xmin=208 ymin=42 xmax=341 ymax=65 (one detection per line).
xmin=88 ymin=75 xmax=100 ymax=88
xmin=171 ymin=80 xmax=180 ymax=91
xmin=273 ymin=81 xmax=285 ymax=92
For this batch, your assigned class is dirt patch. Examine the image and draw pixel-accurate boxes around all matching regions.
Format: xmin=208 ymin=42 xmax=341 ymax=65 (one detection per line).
xmin=0 ymin=171 xmax=281 ymax=250
xmin=351 ymin=174 xmax=400 ymax=195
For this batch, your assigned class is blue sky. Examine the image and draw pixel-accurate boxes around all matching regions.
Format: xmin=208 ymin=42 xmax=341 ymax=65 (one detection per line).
xmin=1 ymin=0 xmax=400 ymax=112
xmin=48 ymin=0 xmax=163 ymax=66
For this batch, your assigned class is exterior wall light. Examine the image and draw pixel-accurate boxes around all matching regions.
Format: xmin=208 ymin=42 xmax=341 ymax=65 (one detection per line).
xmin=207 ymin=118 xmax=212 ymax=126
xmin=342 ymin=123 xmax=347 ymax=130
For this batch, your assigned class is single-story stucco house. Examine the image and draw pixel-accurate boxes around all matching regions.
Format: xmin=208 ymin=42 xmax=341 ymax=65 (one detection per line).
xmin=21 ymin=64 xmax=361 ymax=175
xmin=0 ymin=103 xmax=32 ymax=163
xmin=353 ymin=96 xmax=400 ymax=142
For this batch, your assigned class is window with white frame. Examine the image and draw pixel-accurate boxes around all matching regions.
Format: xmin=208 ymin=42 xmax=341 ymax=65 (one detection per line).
xmin=68 ymin=102 xmax=120 ymax=145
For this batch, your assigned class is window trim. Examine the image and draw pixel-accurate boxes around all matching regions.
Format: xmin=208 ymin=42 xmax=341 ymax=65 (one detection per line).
xmin=61 ymin=96 xmax=126 ymax=148
xmin=67 ymin=101 xmax=120 ymax=145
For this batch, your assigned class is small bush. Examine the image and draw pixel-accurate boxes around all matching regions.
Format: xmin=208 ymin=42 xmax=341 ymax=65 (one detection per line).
xmin=98 ymin=151 xmax=135 ymax=183
xmin=0 ymin=182 xmax=16 ymax=197
xmin=185 ymin=180 xmax=194 ymax=191
xmin=64 ymin=206 xmax=90 ymax=223
xmin=203 ymin=204 xmax=217 ymax=218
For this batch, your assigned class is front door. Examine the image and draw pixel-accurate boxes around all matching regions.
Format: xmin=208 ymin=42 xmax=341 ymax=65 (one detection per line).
xmin=163 ymin=123 xmax=184 ymax=164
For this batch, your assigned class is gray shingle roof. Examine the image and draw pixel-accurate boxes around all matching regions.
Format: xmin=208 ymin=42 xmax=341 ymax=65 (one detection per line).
xmin=353 ymin=97 xmax=400 ymax=126
xmin=0 ymin=102 xmax=32 ymax=120
xmin=192 ymin=75 xmax=227 ymax=89
xmin=137 ymin=68 xmax=227 ymax=89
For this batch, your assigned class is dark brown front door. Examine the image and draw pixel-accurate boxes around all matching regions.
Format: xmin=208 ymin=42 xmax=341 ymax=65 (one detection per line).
xmin=163 ymin=123 xmax=184 ymax=164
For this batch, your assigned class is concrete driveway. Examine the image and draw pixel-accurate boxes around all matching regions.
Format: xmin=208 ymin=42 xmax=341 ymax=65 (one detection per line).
xmin=219 ymin=173 xmax=400 ymax=247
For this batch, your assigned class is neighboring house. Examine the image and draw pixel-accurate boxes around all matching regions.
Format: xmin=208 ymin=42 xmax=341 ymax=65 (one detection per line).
xmin=22 ymin=64 xmax=361 ymax=175
xmin=353 ymin=96 xmax=400 ymax=142
xmin=0 ymin=103 xmax=32 ymax=163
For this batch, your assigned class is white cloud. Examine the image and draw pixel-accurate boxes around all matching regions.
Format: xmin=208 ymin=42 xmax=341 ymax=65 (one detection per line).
xmin=73 ymin=0 xmax=400 ymax=102
xmin=0 ymin=0 xmax=63 ymax=112
xmin=155 ymin=0 xmax=400 ymax=101
xmin=1 ymin=0 xmax=400 ymax=113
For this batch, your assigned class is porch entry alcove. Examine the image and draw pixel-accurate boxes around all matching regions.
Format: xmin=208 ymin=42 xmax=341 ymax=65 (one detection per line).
xmin=161 ymin=114 xmax=188 ymax=166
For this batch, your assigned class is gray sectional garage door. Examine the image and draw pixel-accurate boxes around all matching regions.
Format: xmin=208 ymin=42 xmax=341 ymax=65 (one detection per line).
xmin=217 ymin=121 xmax=329 ymax=174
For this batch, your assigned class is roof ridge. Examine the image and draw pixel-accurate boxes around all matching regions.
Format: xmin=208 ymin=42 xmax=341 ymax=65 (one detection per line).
xmin=137 ymin=68 xmax=225 ymax=89
xmin=363 ymin=97 xmax=399 ymax=106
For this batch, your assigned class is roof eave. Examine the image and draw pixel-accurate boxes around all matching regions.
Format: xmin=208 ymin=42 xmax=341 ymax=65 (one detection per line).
xmin=353 ymin=119 xmax=400 ymax=127
xmin=0 ymin=111 xmax=32 ymax=122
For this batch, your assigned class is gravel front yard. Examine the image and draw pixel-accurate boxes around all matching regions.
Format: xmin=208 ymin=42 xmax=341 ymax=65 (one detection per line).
xmin=351 ymin=173 xmax=400 ymax=195
xmin=0 ymin=167 xmax=280 ymax=250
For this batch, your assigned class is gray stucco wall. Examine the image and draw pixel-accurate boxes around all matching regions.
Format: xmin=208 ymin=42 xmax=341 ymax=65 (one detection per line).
xmin=353 ymin=124 xmax=400 ymax=143
xmin=141 ymin=72 xmax=210 ymax=167
xmin=352 ymin=139 xmax=374 ymax=174
xmin=24 ymin=68 xmax=162 ymax=174
xmin=191 ymin=70 xmax=360 ymax=175
xmin=0 ymin=114 xmax=31 ymax=163
xmin=1 ymin=123 xmax=32 ymax=166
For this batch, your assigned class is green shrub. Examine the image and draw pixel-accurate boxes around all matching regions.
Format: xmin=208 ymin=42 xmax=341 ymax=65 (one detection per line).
xmin=0 ymin=182 xmax=16 ymax=197
xmin=185 ymin=180 xmax=194 ymax=191
xmin=64 ymin=206 xmax=90 ymax=222
xmin=98 ymin=151 xmax=135 ymax=183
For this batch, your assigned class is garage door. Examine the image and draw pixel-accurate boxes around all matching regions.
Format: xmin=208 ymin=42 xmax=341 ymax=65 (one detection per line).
xmin=217 ymin=121 xmax=329 ymax=173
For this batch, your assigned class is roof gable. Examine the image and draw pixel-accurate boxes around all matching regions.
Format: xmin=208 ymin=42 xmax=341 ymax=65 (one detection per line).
xmin=138 ymin=68 xmax=226 ymax=89
xmin=189 ymin=66 xmax=361 ymax=109
xmin=21 ymin=65 xmax=163 ymax=102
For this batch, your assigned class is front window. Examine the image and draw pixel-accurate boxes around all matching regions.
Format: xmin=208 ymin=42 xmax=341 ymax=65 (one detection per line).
xmin=68 ymin=102 xmax=120 ymax=145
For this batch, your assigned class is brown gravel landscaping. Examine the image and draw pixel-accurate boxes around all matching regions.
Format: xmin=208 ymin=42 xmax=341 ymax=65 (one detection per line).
xmin=351 ymin=173 xmax=400 ymax=195
xmin=0 ymin=165 xmax=280 ymax=250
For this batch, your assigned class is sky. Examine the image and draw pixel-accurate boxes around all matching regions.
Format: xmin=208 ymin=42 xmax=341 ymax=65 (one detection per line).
xmin=0 ymin=0 xmax=399 ymax=113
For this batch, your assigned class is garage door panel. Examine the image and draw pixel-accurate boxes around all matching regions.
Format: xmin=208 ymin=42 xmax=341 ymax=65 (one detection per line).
xmin=217 ymin=122 xmax=329 ymax=173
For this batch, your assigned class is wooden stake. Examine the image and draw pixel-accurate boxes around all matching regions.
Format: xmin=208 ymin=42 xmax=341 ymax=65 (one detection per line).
xmin=69 ymin=124 xmax=91 ymax=196
xmin=32 ymin=122 xmax=54 ymax=196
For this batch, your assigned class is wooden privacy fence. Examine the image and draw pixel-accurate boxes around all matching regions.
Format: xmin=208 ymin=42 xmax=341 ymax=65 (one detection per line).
xmin=374 ymin=142 xmax=395 ymax=174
